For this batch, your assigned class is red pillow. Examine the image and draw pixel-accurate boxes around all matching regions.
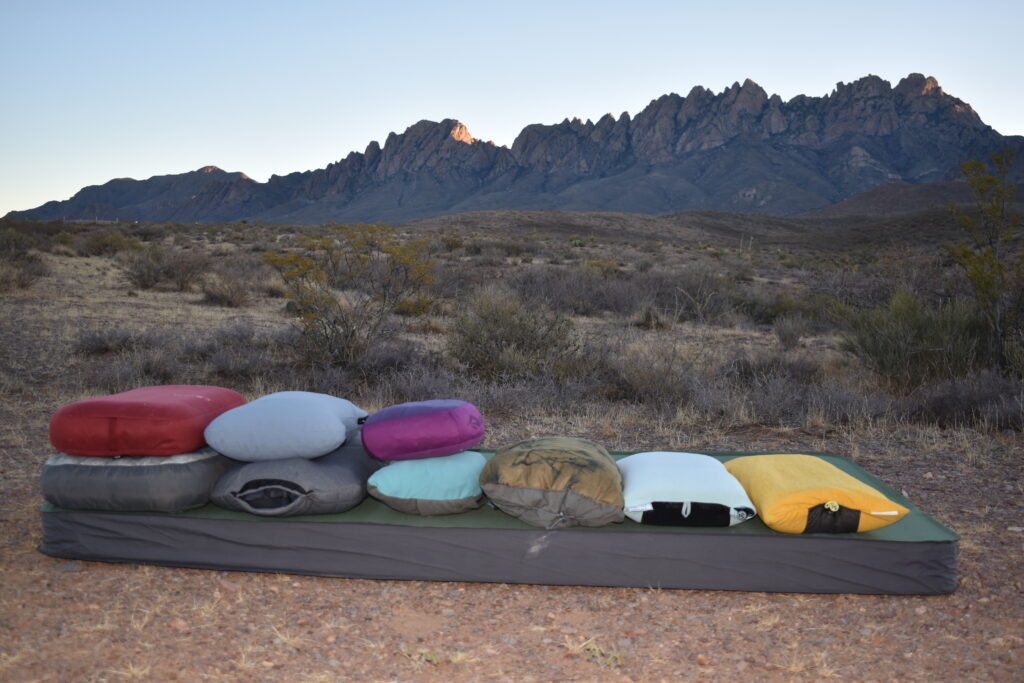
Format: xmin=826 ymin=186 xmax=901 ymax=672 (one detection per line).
xmin=49 ymin=385 xmax=246 ymax=456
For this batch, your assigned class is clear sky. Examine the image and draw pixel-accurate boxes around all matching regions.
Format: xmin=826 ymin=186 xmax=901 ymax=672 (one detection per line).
xmin=2 ymin=0 xmax=1022 ymax=216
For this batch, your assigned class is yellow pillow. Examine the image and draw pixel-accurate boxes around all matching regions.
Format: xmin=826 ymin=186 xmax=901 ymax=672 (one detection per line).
xmin=724 ymin=454 xmax=909 ymax=534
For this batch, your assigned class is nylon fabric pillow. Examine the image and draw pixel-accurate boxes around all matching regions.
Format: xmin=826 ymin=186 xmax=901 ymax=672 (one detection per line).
xmin=480 ymin=436 xmax=624 ymax=528
xmin=49 ymin=385 xmax=245 ymax=457
xmin=724 ymin=453 xmax=910 ymax=534
xmin=210 ymin=434 xmax=383 ymax=516
xmin=617 ymin=451 xmax=756 ymax=526
xmin=204 ymin=391 xmax=367 ymax=462
xmin=367 ymin=450 xmax=486 ymax=515
xmin=41 ymin=449 xmax=232 ymax=512
xmin=362 ymin=399 xmax=485 ymax=461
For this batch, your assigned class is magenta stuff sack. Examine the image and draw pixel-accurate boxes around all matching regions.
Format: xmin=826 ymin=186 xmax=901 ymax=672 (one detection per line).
xmin=361 ymin=400 xmax=485 ymax=461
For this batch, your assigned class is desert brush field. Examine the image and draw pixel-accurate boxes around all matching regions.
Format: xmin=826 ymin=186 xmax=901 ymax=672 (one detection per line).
xmin=0 ymin=211 xmax=1021 ymax=681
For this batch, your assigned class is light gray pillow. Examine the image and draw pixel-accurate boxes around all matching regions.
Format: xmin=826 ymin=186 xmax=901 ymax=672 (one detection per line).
xmin=204 ymin=391 xmax=367 ymax=462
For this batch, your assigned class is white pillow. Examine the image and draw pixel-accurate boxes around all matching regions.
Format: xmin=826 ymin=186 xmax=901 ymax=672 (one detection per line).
xmin=617 ymin=451 xmax=756 ymax=526
xmin=204 ymin=391 xmax=367 ymax=461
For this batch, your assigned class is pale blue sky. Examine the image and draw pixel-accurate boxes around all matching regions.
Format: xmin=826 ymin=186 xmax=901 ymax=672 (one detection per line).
xmin=2 ymin=0 xmax=1021 ymax=216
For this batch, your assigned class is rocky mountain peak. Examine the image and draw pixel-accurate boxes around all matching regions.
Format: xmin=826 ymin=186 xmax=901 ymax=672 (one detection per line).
xmin=447 ymin=120 xmax=475 ymax=144
xmin=895 ymin=73 xmax=942 ymax=98
xmin=9 ymin=73 xmax=1020 ymax=224
xmin=832 ymin=74 xmax=891 ymax=100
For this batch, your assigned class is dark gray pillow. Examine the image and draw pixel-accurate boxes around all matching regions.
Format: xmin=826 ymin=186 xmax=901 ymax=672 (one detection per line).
xmin=211 ymin=433 xmax=383 ymax=516
xmin=41 ymin=448 xmax=232 ymax=513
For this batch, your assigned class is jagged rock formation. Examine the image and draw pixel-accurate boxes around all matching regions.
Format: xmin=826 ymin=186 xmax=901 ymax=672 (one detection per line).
xmin=11 ymin=74 xmax=1022 ymax=223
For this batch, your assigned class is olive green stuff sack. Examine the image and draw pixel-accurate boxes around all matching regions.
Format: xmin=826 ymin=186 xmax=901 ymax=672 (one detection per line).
xmin=480 ymin=436 xmax=624 ymax=529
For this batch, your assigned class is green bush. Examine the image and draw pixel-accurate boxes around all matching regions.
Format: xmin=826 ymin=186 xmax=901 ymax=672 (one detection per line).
xmin=439 ymin=233 xmax=464 ymax=251
xmin=264 ymin=223 xmax=435 ymax=367
xmin=838 ymin=290 xmax=992 ymax=391
xmin=447 ymin=284 xmax=580 ymax=380
xmin=77 ymin=228 xmax=142 ymax=256
xmin=118 ymin=247 xmax=164 ymax=289
xmin=947 ymin=150 xmax=1024 ymax=367
xmin=394 ymin=296 xmax=434 ymax=317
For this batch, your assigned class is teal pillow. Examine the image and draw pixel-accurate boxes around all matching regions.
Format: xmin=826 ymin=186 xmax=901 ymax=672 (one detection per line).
xmin=367 ymin=450 xmax=486 ymax=515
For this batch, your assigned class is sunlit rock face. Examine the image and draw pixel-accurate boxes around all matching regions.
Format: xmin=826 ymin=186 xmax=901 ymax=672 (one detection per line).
xmin=11 ymin=74 xmax=1022 ymax=223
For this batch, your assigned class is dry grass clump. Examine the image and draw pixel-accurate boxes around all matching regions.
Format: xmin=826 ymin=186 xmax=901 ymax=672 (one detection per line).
xmin=773 ymin=312 xmax=811 ymax=350
xmin=0 ymin=258 xmax=48 ymax=291
xmin=75 ymin=227 xmax=142 ymax=256
xmin=118 ymin=247 xmax=165 ymax=289
xmin=447 ymin=284 xmax=580 ymax=380
xmin=0 ymin=226 xmax=50 ymax=291
xmin=201 ymin=270 xmax=252 ymax=307
xmin=72 ymin=322 xmax=298 ymax=394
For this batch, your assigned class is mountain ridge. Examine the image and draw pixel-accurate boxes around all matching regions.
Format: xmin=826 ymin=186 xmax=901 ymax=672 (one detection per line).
xmin=10 ymin=73 xmax=1023 ymax=224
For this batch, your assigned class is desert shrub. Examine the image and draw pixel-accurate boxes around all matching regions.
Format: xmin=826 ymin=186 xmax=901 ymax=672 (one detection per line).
xmin=466 ymin=373 xmax=583 ymax=416
xmin=0 ymin=264 xmax=23 ymax=292
xmin=838 ymin=290 xmax=992 ymax=391
xmin=264 ymin=223 xmax=435 ymax=367
xmin=906 ymin=371 xmax=1023 ymax=430
xmin=1006 ymin=333 xmax=1024 ymax=378
xmin=632 ymin=304 xmax=665 ymax=330
xmin=261 ymin=274 xmax=288 ymax=298
xmin=657 ymin=266 xmax=734 ymax=323
xmin=805 ymin=384 xmax=894 ymax=425
xmin=439 ymin=233 xmax=464 ymax=252
xmin=118 ymin=247 xmax=165 ymax=289
xmin=729 ymin=287 xmax=807 ymax=325
xmin=497 ymin=240 xmax=530 ymax=258
xmin=0 ymin=227 xmax=50 ymax=291
xmin=370 ymin=362 xmax=464 ymax=405
xmin=76 ymin=228 xmax=141 ymax=256
xmin=593 ymin=338 xmax=702 ymax=412
xmin=161 ymin=248 xmax=210 ymax=291
xmin=394 ymin=296 xmax=433 ymax=317
xmin=583 ymin=258 xmax=619 ymax=278
xmin=201 ymin=269 xmax=251 ymax=307
xmin=88 ymin=346 xmax=185 ymax=391
xmin=774 ymin=312 xmax=811 ymax=350
xmin=510 ymin=266 xmax=645 ymax=317
xmin=73 ymin=327 xmax=147 ymax=355
xmin=349 ymin=338 xmax=425 ymax=379
xmin=447 ymin=284 xmax=580 ymax=380
xmin=0 ymin=227 xmax=34 ymax=255
xmin=209 ymin=345 xmax=269 ymax=380
xmin=0 ymin=256 xmax=48 ymax=291
xmin=725 ymin=349 xmax=823 ymax=386
xmin=76 ymin=321 xmax=300 ymax=393
xmin=947 ymin=151 xmax=1024 ymax=368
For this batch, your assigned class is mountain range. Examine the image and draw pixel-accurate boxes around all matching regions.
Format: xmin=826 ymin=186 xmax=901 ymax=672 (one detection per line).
xmin=10 ymin=73 xmax=1023 ymax=224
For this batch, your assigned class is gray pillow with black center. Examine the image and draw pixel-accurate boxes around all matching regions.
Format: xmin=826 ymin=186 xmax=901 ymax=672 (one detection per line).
xmin=211 ymin=432 xmax=383 ymax=517
xmin=41 ymin=448 xmax=232 ymax=513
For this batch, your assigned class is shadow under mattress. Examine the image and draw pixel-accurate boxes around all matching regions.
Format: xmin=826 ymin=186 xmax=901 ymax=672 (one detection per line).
xmin=38 ymin=452 xmax=959 ymax=595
